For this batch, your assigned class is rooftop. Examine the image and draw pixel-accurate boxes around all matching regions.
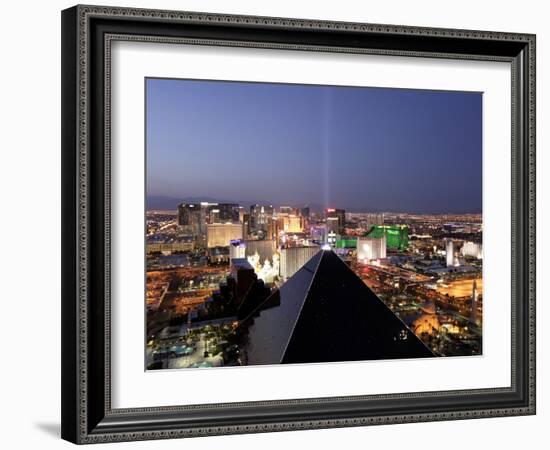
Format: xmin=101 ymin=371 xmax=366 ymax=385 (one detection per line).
xmin=240 ymin=250 xmax=434 ymax=365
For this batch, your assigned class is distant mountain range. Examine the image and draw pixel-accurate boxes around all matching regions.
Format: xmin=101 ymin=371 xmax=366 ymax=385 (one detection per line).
xmin=146 ymin=195 xmax=480 ymax=215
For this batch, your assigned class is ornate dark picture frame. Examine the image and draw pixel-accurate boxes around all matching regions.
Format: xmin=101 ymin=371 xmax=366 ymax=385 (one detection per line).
xmin=61 ymin=4 xmax=536 ymax=444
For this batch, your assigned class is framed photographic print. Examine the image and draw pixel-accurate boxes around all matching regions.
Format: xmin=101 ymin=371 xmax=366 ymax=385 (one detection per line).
xmin=61 ymin=5 xmax=536 ymax=444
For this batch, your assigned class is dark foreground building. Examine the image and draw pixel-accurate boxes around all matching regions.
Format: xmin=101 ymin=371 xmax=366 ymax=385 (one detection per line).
xmin=240 ymin=249 xmax=434 ymax=365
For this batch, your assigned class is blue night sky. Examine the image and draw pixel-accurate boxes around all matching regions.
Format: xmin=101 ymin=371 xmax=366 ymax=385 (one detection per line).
xmin=146 ymin=78 xmax=482 ymax=213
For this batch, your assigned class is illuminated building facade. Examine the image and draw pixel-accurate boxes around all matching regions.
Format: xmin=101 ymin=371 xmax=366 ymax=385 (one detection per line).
xmin=326 ymin=217 xmax=339 ymax=234
xmin=412 ymin=301 xmax=440 ymax=337
xmin=335 ymin=238 xmax=357 ymax=249
xmin=310 ymin=225 xmax=328 ymax=244
xmin=279 ymin=246 xmax=320 ymax=279
xmin=357 ymin=236 xmax=387 ymax=261
xmin=461 ymin=241 xmax=483 ymax=259
xmin=199 ymin=202 xmax=217 ymax=233
xmin=266 ymin=217 xmax=278 ymax=240
xmin=325 ymin=208 xmax=345 ymax=234
xmin=177 ymin=203 xmax=202 ymax=235
xmin=229 ymin=240 xmax=246 ymax=261
xmin=209 ymin=208 xmax=220 ymax=224
xmin=246 ymin=251 xmax=280 ymax=284
xmin=217 ymin=203 xmax=240 ymax=223
xmin=250 ymin=204 xmax=274 ymax=235
xmin=445 ymin=239 xmax=454 ymax=267
xmin=179 ymin=201 xmax=241 ymax=235
xmin=288 ymin=215 xmax=303 ymax=232
xmin=278 ymin=214 xmax=303 ymax=233
xmin=206 ymin=223 xmax=243 ymax=248
xmin=242 ymin=213 xmax=251 ymax=239
xmin=244 ymin=239 xmax=276 ymax=264
xmin=228 ymin=239 xmax=278 ymax=265
xmin=366 ymin=225 xmax=409 ymax=251
xmin=327 ymin=231 xmax=337 ymax=248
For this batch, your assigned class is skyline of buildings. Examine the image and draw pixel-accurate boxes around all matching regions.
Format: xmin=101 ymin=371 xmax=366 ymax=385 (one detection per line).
xmin=150 ymin=195 xmax=482 ymax=215
xmin=146 ymin=196 xmax=483 ymax=370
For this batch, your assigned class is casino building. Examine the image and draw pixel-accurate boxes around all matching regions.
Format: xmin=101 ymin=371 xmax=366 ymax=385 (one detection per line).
xmin=365 ymin=225 xmax=409 ymax=251
xmin=239 ymin=249 xmax=434 ymax=365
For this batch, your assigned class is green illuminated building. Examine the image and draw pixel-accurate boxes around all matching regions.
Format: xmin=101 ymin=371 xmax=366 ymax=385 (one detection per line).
xmin=366 ymin=225 xmax=409 ymax=251
xmin=335 ymin=238 xmax=357 ymax=249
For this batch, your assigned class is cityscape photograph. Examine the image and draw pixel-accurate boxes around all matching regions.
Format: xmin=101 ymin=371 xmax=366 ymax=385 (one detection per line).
xmin=145 ymin=78 xmax=483 ymax=370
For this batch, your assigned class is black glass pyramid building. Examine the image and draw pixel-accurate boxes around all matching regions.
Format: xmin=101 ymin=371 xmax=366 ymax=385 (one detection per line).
xmin=240 ymin=249 xmax=434 ymax=365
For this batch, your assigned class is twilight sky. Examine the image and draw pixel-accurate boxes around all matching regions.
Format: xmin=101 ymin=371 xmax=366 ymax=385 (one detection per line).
xmin=146 ymin=78 xmax=482 ymax=213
